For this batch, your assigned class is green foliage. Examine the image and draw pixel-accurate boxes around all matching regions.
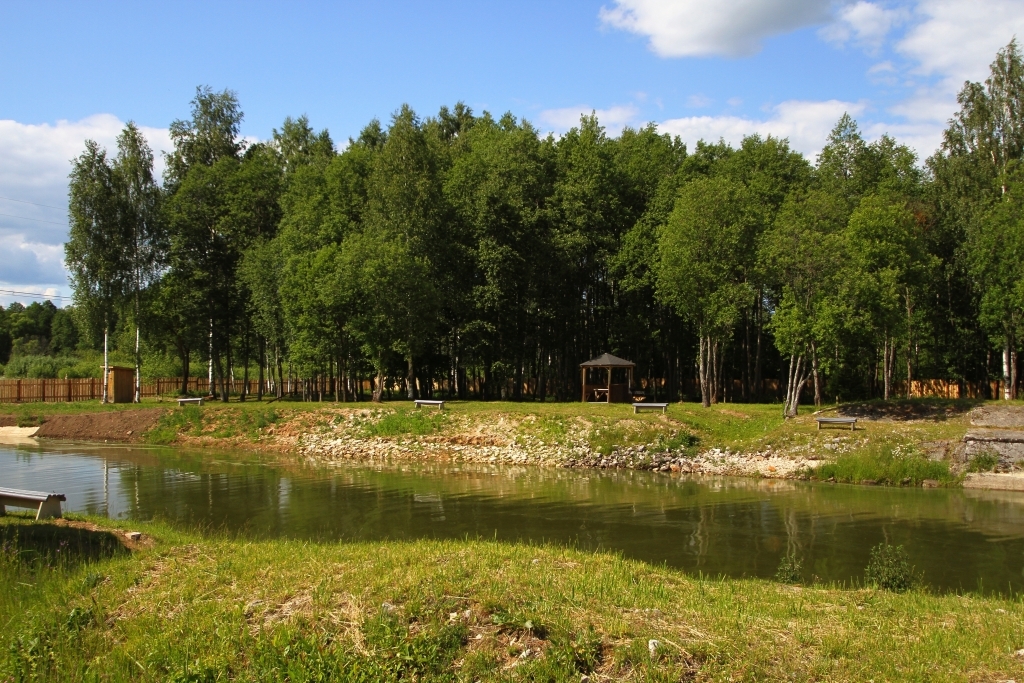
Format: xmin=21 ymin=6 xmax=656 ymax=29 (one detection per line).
xmin=775 ymin=554 xmax=803 ymax=584
xmin=967 ymin=451 xmax=1000 ymax=473
xmin=1 ymin=355 xmax=94 ymax=379
xmin=362 ymin=409 xmax=447 ymax=437
xmin=146 ymin=405 xmax=204 ymax=444
xmin=865 ymin=543 xmax=920 ymax=592
xmin=815 ymin=443 xmax=953 ymax=486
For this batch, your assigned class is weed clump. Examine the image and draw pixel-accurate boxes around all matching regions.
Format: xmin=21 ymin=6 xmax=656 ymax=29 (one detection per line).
xmin=967 ymin=451 xmax=1000 ymax=473
xmin=865 ymin=543 xmax=919 ymax=592
xmin=775 ymin=554 xmax=803 ymax=584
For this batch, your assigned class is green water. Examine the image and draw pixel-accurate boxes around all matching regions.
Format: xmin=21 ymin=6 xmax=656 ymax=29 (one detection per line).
xmin=3 ymin=440 xmax=1024 ymax=593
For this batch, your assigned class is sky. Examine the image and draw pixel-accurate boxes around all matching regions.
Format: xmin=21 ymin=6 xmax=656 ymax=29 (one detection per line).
xmin=1 ymin=0 xmax=1022 ymax=306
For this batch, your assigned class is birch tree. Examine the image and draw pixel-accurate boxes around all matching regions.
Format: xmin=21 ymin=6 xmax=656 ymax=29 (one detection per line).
xmin=111 ymin=123 xmax=162 ymax=402
xmin=657 ymin=177 xmax=751 ymax=406
xmin=66 ymin=141 xmax=125 ymax=403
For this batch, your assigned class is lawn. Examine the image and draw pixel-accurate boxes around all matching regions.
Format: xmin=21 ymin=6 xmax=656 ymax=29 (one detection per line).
xmin=1 ymin=514 xmax=1021 ymax=682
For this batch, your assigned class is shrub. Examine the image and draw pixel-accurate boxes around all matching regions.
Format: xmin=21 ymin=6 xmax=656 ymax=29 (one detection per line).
xmin=967 ymin=451 xmax=1000 ymax=473
xmin=775 ymin=554 xmax=803 ymax=584
xmin=865 ymin=543 xmax=919 ymax=592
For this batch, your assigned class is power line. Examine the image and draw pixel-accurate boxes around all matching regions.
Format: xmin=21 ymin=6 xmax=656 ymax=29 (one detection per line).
xmin=0 ymin=288 xmax=73 ymax=301
xmin=0 ymin=196 xmax=66 ymax=211
xmin=0 ymin=212 xmax=69 ymax=227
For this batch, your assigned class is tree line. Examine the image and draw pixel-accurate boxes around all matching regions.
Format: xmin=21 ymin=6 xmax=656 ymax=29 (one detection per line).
xmin=63 ymin=42 xmax=1024 ymax=412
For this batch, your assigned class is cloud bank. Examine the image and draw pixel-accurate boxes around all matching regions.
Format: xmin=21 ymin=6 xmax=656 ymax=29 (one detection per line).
xmin=0 ymin=115 xmax=170 ymax=302
xmin=599 ymin=0 xmax=832 ymax=57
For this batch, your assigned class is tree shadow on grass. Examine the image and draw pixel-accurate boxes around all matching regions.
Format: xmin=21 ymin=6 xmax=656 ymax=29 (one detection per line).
xmin=836 ymin=398 xmax=984 ymax=422
xmin=0 ymin=518 xmax=128 ymax=568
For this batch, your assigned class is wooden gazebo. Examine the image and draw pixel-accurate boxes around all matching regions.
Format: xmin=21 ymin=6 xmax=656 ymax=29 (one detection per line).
xmin=580 ymin=353 xmax=635 ymax=403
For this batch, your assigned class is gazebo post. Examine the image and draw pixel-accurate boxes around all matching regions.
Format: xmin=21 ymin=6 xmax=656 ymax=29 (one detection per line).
xmin=606 ymin=366 xmax=612 ymax=403
xmin=581 ymin=367 xmax=587 ymax=402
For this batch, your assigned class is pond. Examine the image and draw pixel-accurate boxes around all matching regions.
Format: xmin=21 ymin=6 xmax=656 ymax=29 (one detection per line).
xmin=3 ymin=440 xmax=1024 ymax=594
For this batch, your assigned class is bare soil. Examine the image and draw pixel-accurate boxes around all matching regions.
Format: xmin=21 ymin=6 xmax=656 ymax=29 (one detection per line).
xmin=33 ymin=409 xmax=166 ymax=442
xmin=0 ymin=415 xmax=16 ymax=427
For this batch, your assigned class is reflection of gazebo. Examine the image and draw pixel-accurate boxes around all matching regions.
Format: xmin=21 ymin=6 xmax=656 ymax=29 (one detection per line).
xmin=580 ymin=353 xmax=635 ymax=403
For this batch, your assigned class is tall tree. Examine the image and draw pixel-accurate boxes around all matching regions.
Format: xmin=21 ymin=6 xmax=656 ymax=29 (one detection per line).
xmin=112 ymin=122 xmax=162 ymax=401
xmin=66 ymin=140 xmax=124 ymax=402
xmin=658 ymin=176 xmax=751 ymax=406
xmin=762 ymin=190 xmax=849 ymax=414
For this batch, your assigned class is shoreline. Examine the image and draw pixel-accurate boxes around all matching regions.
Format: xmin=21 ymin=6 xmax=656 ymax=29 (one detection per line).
xmin=5 ymin=399 xmax=1024 ymax=489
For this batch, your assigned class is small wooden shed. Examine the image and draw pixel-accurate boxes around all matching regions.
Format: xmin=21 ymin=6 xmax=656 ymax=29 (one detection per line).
xmin=105 ymin=366 xmax=135 ymax=404
xmin=580 ymin=353 xmax=635 ymax=403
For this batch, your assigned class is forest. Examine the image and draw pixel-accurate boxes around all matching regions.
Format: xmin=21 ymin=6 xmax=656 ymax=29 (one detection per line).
xmin=3 ymin=41 xmax=1021 ymax=412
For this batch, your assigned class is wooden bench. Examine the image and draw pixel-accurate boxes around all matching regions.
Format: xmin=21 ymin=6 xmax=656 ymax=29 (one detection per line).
xmin=414 ymin=399 xmax=445 ymax=410
xmin=633 ymin=402 xmax=669 ymax=414
xmin=177 ymin=397 xmax=204 ymax=406
xmin=816 ymin=417 xmax=857 ymax=431
xmin=0 ymin=487 xmax=66 ymax=519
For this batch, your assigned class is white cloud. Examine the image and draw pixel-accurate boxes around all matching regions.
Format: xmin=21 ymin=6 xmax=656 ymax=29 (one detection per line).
xmin=688 ymin=94 xmax=712 ymax=108
xmin=880 ymin=0 xmax=1024 ymax=139
xmin=538 ymin=105 xmax=641 ymax=135
xmin=658 ymin=99 xmax=866 ymax=158
xmin=898 ymin=0 xmax=1024 ymax=84
xmin=0 ymin=115 xmax=170 ymax=295
xmin=820 ymin=1 xmax=908 ymax=51
xmin=599 ymin=0 xmax=832 ymax=57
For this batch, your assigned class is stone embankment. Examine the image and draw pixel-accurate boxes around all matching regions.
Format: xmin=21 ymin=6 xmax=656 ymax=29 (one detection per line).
xmin=299 ymin=430 xmax=817 ymax=479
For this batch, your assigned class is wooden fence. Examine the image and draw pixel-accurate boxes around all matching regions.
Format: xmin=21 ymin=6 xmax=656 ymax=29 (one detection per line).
xmin=0 ymin=377 xmax=267 ymax=404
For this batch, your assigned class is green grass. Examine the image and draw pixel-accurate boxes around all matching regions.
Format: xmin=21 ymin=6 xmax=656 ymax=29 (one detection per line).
xmin=815 ymin=442 xmax=956 ymax=485
xmin=968 ymin=451 xmax=1000 ymax=473
xmin=1 ymin=514 xmax=1023 ymax=682
xmin=360 ymin=408 xmax=448 ymax=437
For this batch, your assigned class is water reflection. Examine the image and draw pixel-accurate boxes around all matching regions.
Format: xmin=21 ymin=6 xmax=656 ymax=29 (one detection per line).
xmin=3 ymin=441 xmax=1024 ymax=593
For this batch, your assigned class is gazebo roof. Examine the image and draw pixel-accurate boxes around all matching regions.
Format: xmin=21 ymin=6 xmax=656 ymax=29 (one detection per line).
xmin=580 ymin=353 xmax=635 ymax=368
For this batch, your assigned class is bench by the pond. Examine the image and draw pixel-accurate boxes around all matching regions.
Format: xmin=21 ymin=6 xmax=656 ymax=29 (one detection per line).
xmin=0 ymin=487 xmax=66 ymax=519
xmin=177 ymin=397 xmax=204 ymax=406
xmin=816 ymin=416 xmax=857 ymax=431
xmin=414 ymin=400 xmax=445 ymax=410
xmin=633 ymin=402 xmax=669 ymax=414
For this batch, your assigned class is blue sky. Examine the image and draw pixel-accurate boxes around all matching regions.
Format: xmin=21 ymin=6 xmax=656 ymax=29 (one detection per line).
xmin=1 ymin=0 xmax=1023 ymax=302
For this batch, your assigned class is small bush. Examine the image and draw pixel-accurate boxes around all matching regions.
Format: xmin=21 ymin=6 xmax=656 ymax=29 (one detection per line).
xmin=865 ymin=543 xmax=919 ymax=592
xmin=967 ymin=451 xmax=1000 ymax=473
xmin=775 ymin=554 xmax=803 ymax=584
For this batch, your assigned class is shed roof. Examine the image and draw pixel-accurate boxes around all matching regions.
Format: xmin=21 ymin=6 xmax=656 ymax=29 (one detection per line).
xmin=580 ymin=353 xmax=635 ymax=368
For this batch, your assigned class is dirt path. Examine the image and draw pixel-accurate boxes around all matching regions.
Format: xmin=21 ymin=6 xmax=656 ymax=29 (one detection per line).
xmin=32 ymin=409 xmax=166 ymax=442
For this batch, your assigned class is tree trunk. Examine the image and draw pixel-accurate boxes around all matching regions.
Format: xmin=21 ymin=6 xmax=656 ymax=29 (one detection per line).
xmin=257 ymin=336 xmax=264 ymax=401
xmin=134 ymin=324 xmax=141 ymax=404
xmin=373 ymin=353 xmax=385 ymax=402
xmin=882 ymin=335 xmax=893 ymax=401
xmin=406 ymin=356 xmax=416 ymax=400
xmin=811 ymin=341 xmax=822 ymax=407
xmin=102 ymin=322 xmax=109 ymax=404
xmin=276 ymin=345 xmax=284 ymax=399
xmin=697 ymin=334 xmax=711 ymax=408
xmin=1004 ymin=339 xmax=1014 ymax=400
xmin=784 ymin=353 xmax=809 ymax=418
xmin=179 ymin=342 xmax=190 ymax=396
xmin=905 ymin=287 xmax=914 ymax=399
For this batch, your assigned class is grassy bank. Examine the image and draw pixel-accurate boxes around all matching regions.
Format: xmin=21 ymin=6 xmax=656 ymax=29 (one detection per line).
xmin=1 ymin=397 xmax=982 ymax=485
xmin=1 ymin=514 xmax=1022 ymax=682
